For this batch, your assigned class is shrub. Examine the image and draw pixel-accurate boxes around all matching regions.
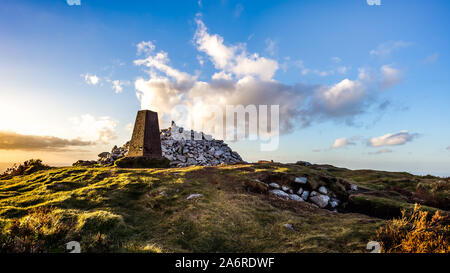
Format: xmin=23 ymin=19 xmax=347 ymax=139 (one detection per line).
xmin=0 ymin=207 xmax=74 ymax=253
xmin=0 ymin=159 xmax=50 ymax=179
xmin=374 ymin=204 xmax=449 ymax=253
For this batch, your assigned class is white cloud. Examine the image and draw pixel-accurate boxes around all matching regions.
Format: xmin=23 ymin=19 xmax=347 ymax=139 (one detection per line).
xmin=366 ymin=0 xmax=381 ymax=6
xmin=331 ymin=137 xmax=354 ymax=149
xmin=265 ymin=38 xmax=277 ymax=56
xmin=137 ymin=41 xmax=155 ymax=56
xmin=369 ymin=148 xmax=393 ymax=155
xmin=370 ymin=41 xmax=411 ymax=56
xmin=133 ymin=19 xmax=397 ymax=137
xmin=380 ymin=65 xmax=402 ymax=90
xmin=369 ymin=130 xmax=418 ymax=147
xmin=66 ymin=0 xmax=81 ymax=6
xmin=70 ymin=114 xmax=117 ymax=144
xmin=112 ymin=80 xmax=130 ymax=94
xmin=82 ymin=74 xmax=100 ymax=85
xmin=194 ymin=18 xmax=278 ymax=81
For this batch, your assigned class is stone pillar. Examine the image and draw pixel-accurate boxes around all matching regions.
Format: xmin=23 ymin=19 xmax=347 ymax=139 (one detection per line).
xmin=127 ymin=110 xmax=162 ymax=158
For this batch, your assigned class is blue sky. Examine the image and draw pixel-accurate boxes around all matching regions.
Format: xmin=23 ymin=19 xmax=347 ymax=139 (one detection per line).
xmin=0 ymin=0 xmax=449 ymax=176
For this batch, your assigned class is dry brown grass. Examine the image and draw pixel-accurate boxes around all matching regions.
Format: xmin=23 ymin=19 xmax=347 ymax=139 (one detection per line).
xmin=374 ymin=204 xmax=449 ymax=253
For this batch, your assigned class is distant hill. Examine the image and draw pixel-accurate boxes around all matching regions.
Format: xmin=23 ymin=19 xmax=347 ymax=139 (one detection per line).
xmin=0 ymin=163 xmax=448 ymax=253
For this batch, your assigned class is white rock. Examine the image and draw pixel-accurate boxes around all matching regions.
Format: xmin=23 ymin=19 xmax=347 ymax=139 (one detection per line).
xmin=310 ymin=191 xmax=318 ymax=197
xmin=297 ymin=188 xmax=304 ymax=195
xmin=301 ymin=191 xmax=309 ymax=200
xmin=309 ymin=194 xmax=330 ymax=208
xmin=318 ymin=186 xmax=328 ymax=195
xmin=281 ymin=186 xmax=290 ymax=192
xmin=330 ymin=199 xmax=339 ymax=208
xmin=350 ymin=184 xmax=358 ymax=191
xmin=186 ymin=193 xmax=203 ymax=200
xmin=269 ymin=183 xmax=280 ymax=189
xmin=289 ymin=194 xmax=304 ymax=202
xmin=269 ymin=190 xmax=290 ymax=199
xmin=294 ymin=177 xmax=308 ymax=184
xmin=284 ymin=223 xmax=295 ymax=231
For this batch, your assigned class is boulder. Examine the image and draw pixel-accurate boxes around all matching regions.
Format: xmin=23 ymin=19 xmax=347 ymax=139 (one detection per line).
xmin=301 ymin=190 xmax=310 ymax=200
xmin=294 ymin=177 xmax=308 ymax=184
xmin=318 ymin=186 xmax=328 ymax=195
xmin=269 ymin=183 xmax=281 ymax=189
xmin=269 ymin=189 xmax=290 ymax=200
xmin=281 ymin=186 xmax=291 ymax=192
xmin=297 ymin=188 xmax=304 ymax=195
xmin=289 ymin=194 xmax=304 ymax=202
xmin=309 ymin=194 xmax=330 ymax=208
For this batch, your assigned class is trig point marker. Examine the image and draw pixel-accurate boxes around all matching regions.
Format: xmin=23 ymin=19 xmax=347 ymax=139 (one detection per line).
xmin=127 ymin=110 xmax=163 ymax=158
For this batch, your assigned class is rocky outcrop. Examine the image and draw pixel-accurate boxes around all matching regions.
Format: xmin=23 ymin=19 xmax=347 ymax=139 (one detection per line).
xmin=95 ymin=121 xmax=245 ymax=168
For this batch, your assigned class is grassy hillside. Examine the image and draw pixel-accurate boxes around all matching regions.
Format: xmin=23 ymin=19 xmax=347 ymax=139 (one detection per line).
xmin=0 ymin=163 xmax=448 ymax=253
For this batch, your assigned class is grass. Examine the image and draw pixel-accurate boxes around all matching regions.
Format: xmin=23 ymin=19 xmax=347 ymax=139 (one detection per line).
xmin=0 ymin=163 xmax=448 ymax=253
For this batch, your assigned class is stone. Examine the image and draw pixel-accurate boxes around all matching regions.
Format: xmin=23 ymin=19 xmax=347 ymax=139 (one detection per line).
xmin=269 ymin=189 xmax=290 ymax=200
xmin=297 ymin=188 xmax=304 ymax=195
xmin=350 ymin=184 xmax=358 ymax=191
xmin=187 ymin=193 xmax=203 ymax=200
xmin=281 ymin=186 xmax=290 ymax=192
xmin=301 ymin=190 xmax=309 ymax=200
xmin=284 ymin=223 xmax=295 ymax=231
xmin=269 ymin=183 xmax=281 ymax=189
xmin=294 ymin=177 xmax=308 ymax=184
xmin=309 ymin=194 xmax=330 ymax=208
xmin=310 ymin=191 xmax=318 ymax=197
xmin=330 ymin=198 xmax=340 ymax=208
xmin=289 ymin=194 xmax=304 ymax=202
xmin=98 ymin=152 xmax=110 ymax=158
xmin=318 ymin=186 xmax=328 ymax=195
xmin=127 ymin=110 xmax=163 ymax=158
xmin=296 ymin=161 xmax=312 ymax=166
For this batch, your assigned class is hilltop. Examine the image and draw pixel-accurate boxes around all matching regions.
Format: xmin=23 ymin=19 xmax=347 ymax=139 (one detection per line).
xmin=0 ymin=162 xmax=448 ymax=253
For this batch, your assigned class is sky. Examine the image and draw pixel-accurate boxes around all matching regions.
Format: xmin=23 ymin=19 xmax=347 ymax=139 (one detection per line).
xmin=0 ymin=0 xmax=449 ymax=176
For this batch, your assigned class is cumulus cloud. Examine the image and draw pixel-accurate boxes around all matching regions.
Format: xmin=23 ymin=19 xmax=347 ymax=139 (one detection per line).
xmin=66 ymin=0 xmax=81 ymax=6
xmin=194 ymin=18 xmax=278 ymax=81
xmin=112 ymin=80 xmax=130 ymax=94
xmin=331 ymin=137 xmax=355 ymax=149
xmin=369 ymin=148 xmax=393 ymax=155
xmin=0 ymin=131 xmax=91 ymax=151
xmin=70 ymin=114 xmax=117 ymax=144
xmin=370 ymin=41 xmax=411 ymax=56
xmin=133 ymin=18 xmax=399 ymax=138
xmin=380 ymin=65 xmax=402 ymax=90
xmin=137 ymin=41 xmax=155 ymax=56
xmin=83 ymin=74 xmax=100 ymax=85
xmin=369 ymin=130 xmax=418 ymax=147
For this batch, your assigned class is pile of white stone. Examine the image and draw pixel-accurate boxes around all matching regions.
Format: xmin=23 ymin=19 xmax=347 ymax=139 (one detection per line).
xmin=267 ymin=176 xmax=346 ymax=211
xmin=97 ymin=121 xmax=244 ymax=167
